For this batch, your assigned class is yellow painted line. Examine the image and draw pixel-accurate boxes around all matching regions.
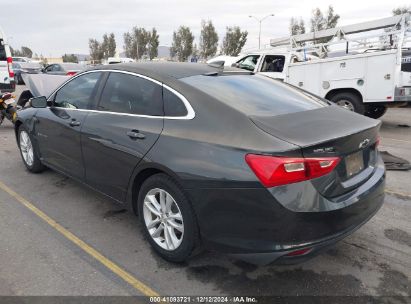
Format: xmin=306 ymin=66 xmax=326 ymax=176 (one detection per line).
xmin=0 ymin=181 xmax=159 ymax=297
xmin=385 ymin=189 xmax=411 ymax=199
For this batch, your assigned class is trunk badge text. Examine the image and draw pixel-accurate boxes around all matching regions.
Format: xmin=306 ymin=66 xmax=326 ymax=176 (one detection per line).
xmin=313 ymin=147 xmax=336 ymax=153
xmin=359 ymin=139 xmax=370 ymax=149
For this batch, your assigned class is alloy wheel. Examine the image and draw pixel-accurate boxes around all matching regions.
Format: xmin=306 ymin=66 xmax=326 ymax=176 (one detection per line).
xmin=143 ymin=188 xmax=184 ymax=251
xmin=336 ymin=99 xmax=355 ymax=111
xmin=20 ymin=130 xmax=34 ymax=166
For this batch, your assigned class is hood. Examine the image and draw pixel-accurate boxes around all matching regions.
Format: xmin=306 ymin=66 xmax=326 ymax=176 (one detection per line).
xmin=21 ymin=73 xmax=70 ymax=98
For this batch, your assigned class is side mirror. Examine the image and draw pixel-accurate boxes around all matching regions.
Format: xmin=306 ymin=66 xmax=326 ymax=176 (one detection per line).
xmin=231 ymin=63 xmax=240 ymax=68
xmin=30 ymin=96 xmax=48 ymax=108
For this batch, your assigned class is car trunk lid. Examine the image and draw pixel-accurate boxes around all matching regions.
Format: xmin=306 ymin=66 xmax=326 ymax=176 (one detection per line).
xmin=250 ymin=105 xmax=381 ymax=198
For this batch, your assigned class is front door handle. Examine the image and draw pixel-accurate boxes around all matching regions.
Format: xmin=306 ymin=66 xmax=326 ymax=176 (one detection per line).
xmin=69 ymin=120 xmax=81 ymax=127
xmin=127 ymin=130 xmax=145 ymax=140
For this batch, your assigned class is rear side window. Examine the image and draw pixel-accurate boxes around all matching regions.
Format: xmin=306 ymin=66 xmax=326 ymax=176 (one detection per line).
xmin=54 ymin=72 xmax=101 ymax=109
xmin=98 ymin=72 xmax=163 ymax=116
xmin=182 ymin=75 xmax=328 ymax=116
xmin=163 ymin=88 xmax=188 ymax=117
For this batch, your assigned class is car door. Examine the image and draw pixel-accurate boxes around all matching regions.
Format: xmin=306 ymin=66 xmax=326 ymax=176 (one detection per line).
xmin=33 ymin=72 xmax=103 ymax=180
xmin=81 ymin=71 xmax=164 ymax=201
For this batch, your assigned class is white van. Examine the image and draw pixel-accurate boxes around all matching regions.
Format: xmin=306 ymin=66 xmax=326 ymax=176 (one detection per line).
xmin=0 ymin=28 xmax=15 ymax=93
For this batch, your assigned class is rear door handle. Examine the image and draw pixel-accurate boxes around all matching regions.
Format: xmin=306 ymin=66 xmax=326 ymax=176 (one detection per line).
xmin=127 ymin=130 xmax=145 ymax=140
xmin=69 ymin=120 xmax=81 ymax=127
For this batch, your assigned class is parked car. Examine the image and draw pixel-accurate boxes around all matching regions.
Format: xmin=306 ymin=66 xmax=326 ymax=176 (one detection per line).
xmin=42 ymin=63 xmax=84 ymax=76
xmin=13 ymin=62 xmax=42 ymax=84
xmin=0 ymin=29 xmax=15 ymax=93
xmin=15 ymin=62 xmax=385 ymax=265
xmin=12 ymin=56 xmax=32 ymax=63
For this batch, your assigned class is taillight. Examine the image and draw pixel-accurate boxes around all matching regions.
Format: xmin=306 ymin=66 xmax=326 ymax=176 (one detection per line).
xmin=7 ymin=57 xmax=14 ymax=78
xmin=245 ymin=154 xmax=341 ymax=187
xmin=286 ymin=247 xmax=312 ymax=257
xmin=66 ymin=71 xmax=77 ymax=76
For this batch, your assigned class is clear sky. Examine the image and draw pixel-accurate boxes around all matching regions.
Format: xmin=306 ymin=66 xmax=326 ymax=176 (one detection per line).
xmin=2 ymin=0 xmax=410 ymax=57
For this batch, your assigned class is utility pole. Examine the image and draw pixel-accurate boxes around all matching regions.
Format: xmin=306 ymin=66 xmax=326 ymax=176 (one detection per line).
xmin=249 ymin=14 xmax=275 ymax=49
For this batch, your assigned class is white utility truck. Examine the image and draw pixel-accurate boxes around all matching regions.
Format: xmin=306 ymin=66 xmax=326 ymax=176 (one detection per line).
xmin=232 ymin=14 xmax=411 ymax=118
xmin=0 ymin=28 xmax=15 ymax=93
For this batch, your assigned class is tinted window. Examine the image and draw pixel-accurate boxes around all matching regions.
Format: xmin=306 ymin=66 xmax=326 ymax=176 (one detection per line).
xmin=182 ymin=75 xmax=328 ymax=116
xmin=163 ymin=88 xmax=188 ymax=117
xmin=54 ymin=72 xmax=101 ymax=109
xmin=98 ymin=72 xmax=163 ymax=116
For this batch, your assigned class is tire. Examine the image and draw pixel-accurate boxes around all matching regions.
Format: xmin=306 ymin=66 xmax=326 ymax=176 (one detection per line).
xmin=18 ymin=125 xmax=45 ymax=173
xmin=330 ymin=92 xmax=364 ymax=114
xmin=364 ymin=105 xmax=387 ymax=119
xmin=15 ymin=74 xmax=23 ymax=85
xmin=138 ymin=173 xmax=200 ymax=263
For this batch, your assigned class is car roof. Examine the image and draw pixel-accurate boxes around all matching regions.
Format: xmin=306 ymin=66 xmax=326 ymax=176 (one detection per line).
xmin=90 ymin=62 xmax=227 ymax=82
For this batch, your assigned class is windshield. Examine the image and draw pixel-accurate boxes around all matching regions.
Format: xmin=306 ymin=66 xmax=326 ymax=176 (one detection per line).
xmin=181 ymin=74 xmax=329 ymax=116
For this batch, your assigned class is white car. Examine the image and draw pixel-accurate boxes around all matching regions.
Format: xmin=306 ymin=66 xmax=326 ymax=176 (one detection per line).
xmin=0 ymin=28 xmax=14 ymax=93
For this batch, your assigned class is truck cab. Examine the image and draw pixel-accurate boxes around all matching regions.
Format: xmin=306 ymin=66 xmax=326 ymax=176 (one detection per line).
xmin=233 ymin=52 xmax=289 ymax=81
xmin=231 ymin=14 xmax=411 ymax=119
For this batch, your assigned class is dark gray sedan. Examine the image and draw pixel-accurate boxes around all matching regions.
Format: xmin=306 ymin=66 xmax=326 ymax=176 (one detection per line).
xmin=14 ymin=63 xmax=385 ymax=265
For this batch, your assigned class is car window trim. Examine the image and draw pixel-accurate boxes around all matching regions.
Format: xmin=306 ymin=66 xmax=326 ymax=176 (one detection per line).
xmin=48 ymin=69 xmax=195 ymax=120
xmin=53 ymin=70 xmax=104 ymax=110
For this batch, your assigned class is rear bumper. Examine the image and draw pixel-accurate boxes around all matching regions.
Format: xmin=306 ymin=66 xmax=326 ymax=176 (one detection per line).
xmin=0 ymin=81 xmax=15 ymax=93
xmin=186 ymin=156 xmax=385 ymax=265
xmin=394 ymin=86 xmax=411 ymax=103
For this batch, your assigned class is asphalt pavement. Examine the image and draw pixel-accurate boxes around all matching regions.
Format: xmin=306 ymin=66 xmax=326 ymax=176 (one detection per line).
xmin=0 ymin=85 xmax=410 ymax=300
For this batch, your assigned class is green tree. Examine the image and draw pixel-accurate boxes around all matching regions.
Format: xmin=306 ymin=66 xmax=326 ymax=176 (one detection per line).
xmin=199 ymin=20 xmax=219 ymax=59
xmin=290 ymin=17 xmax=306 ymax=36
xmin=107 ymin=33 xmax=116 ymax=58
xmin=123 ymin=32 xmax=133 ymax=58
xmin=20 ymin=46 xmax=33 ymax=58
xmin=11 ymin=46 xmax=33 ymax=57
xmin=148 ymin=28 xmax=160 ymax=60
xmin=62 ymin=54 xmax=78 ymax=63
xmin=89 ymin=38 xmax=102 ymax=62
xmin=171 ymin=26 xmax=194 ymax=62
xmin=310 ymin=6 xmax=340 ymax=44
xmin=123 ymin=27 xmax=150 ymax=60
xmin=392 ymin=6 xmax=411 ymax=15
xmin=221 ymin=26 xmax=248 ymax=56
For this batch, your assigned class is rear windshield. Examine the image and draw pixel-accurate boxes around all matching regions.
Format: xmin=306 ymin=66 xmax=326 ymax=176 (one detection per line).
xmin=181 ymin=74 xmax=328 ymax=116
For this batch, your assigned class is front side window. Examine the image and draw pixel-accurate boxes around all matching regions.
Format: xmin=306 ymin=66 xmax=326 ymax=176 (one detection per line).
xmin=54 ymin=72 xmax=101 ymax=109
xmin=236 ymin=55 xmax=260 ymax=71
xmin=98 ymin=72 xmax=163 ymax=116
